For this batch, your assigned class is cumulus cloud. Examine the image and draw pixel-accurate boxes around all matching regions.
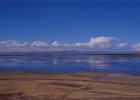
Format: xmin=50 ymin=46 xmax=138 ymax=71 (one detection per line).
xmin=74 ymin=36 xmax=116 ymax=48
xmin=0 ymin=36 xmax=139 ymax=52
xmin=0 ymin=40 xmax=29 ymax=47
xmin=0 ymin=40 xmax=49 ymax=47
xmin=117 ymin=42 xmax=128 ymax=48
xmin=31 ymin=41 xmax=48 ymax=47
xmin=51 ymin=41 xmax=60 ymax=46
xmin=133 ymin=43 xmax=140 ymax=51
xmin=87 ymin=36 xmax=115 ymax=48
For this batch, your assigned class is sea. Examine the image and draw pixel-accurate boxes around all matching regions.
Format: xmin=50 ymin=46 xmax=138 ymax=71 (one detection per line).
xmin=0 ymin=53 xmax=140 ymax=74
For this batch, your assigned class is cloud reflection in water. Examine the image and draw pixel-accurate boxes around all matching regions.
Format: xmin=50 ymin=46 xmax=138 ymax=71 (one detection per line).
xmin=0 ymin=54 xmax=139 ymax=74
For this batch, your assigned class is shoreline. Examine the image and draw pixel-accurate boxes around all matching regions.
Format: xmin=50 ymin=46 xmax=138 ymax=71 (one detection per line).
xmin=0 ymin=51 xmax=140 ymax=57
xmin=0 ymin=70 xmax=139 ymax=76
xmin=0 ymin=71 xmax=139 ymax=100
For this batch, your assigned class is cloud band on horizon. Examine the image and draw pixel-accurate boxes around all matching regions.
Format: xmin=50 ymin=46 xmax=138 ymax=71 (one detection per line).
xmin=0 ymin=36 xmax=139 ymax=52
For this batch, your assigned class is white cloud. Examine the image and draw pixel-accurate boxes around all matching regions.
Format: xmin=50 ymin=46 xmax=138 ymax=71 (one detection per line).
xmin=51 ymin=41 xmax=60 ymax=46
xmin=0 ymin=40 xmax=29 ymax=47
xmin=74 ymin=36 xmax=116 ymax=48
xmin=0 ymin=36 xmax=139 ymax=52
xmin=133 ymin=43 xmax=140 ymax=51
xmin=117 ymin=42 xmax=128 ymax=48
xmin=74 ymin=42 xmax=85 ymax=47
xmin=87 ymin=36 xmax=115 ymax=48
xmin=30 ymin=41 xmax=48 ymax=47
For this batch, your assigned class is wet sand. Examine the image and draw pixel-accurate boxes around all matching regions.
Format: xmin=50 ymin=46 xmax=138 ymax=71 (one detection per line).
xmin=0 ymin=71 xmax=139 ymax=100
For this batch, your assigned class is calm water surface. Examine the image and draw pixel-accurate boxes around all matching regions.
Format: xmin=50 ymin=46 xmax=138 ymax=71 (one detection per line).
xmin=0 ymin=54 xmax=140 ymax=74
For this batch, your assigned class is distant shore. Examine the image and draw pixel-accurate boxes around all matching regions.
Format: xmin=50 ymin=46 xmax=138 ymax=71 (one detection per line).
xmin=0 ymin=71 xmax=140 ymax=100
xmin=0 ymin=51 xmax=140 ymax=56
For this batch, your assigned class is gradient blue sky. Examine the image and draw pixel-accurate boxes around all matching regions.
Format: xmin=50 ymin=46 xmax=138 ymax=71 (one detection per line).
xmin=0 ymin=1 xmax=140 ymax=52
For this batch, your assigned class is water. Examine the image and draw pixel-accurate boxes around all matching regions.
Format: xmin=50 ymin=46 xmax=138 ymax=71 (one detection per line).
xmin=0 ymin=54 xmax=140 ymax=74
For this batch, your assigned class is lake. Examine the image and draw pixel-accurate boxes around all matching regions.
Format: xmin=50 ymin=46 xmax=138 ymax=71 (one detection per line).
xmin=0 ymin=54 xmax=140 ymax=74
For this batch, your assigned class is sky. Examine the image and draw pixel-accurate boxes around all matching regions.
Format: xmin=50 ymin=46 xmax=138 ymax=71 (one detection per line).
xmin=0 ymin=1 xmax=140 ymax=52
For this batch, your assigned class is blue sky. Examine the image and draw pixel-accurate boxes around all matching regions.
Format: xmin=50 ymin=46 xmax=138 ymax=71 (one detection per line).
xmin=0 ymin=1 xmax=140 ymax=51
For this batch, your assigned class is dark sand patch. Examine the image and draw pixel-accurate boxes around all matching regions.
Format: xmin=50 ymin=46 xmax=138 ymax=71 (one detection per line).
xmin=0 ymin=72 xmax=139 ymax=100
xmin=80 ymin=86 xmax=92 ymax=90
xmin=48 ymin=82 xmax=83 ymax=88
xmin=94 ymin=97 xmax=140 ymax=100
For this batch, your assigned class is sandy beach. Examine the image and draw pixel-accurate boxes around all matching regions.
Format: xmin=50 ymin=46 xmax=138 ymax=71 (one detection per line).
xmin=0 ymin=71 xmax=139 ymax=100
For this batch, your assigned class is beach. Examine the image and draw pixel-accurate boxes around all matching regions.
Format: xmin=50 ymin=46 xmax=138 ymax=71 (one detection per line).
xmin=0 ymin=71 xmax=139 ymax=100
xmin=1 ymin=0 xmax=140 ymax=100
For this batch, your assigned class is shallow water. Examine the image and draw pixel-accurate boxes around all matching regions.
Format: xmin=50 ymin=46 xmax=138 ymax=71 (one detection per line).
xmin=0 ymin=54 xmax=140 ymax=74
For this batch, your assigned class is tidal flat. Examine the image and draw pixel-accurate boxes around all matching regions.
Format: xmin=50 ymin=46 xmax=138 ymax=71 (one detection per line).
xmin=0 ymin=71 xmax=139 ymax=100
